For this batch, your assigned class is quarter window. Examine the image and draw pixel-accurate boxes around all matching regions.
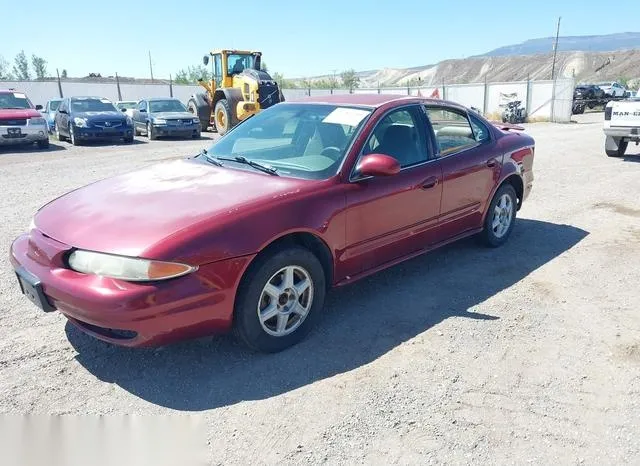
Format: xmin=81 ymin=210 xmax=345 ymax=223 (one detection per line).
xmin=425 ymin=106 xmax=479 ymax=156
xmin=468 ymin=113 xmax=490 ymax=143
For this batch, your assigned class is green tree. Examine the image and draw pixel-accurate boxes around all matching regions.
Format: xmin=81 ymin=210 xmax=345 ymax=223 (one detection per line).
xmin=340 ymin=69 xmax=360 ymax=91
xmin=618 ymin=76 xmax=630 ymax=88
xmin=260 ymin=61 xmax=268 ymax=72
xmin=61 ymin=69 xmax=68 ymax=78
xmin=0 ymin=55 xmax=12 ymax=80
xmin=13 ymin=50 xmax=31 ymax=80
xmin=31 ymin=54 xmax=47 ymax=79
xmin=174 ymin=65 xmax=211 ymax=84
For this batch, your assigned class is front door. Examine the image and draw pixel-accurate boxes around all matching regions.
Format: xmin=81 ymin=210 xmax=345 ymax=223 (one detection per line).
xmin=424 ymin=105 xmax=500 ymax=241
xmin=342 ymin=104 xmax=443 ymax=278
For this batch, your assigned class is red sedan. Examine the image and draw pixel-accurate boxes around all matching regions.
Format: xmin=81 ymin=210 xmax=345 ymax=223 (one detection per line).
xmin=10 ymin=94 xmax=535 ymax=353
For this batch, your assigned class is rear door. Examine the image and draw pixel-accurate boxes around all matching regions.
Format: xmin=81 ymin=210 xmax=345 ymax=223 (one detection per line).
xmin=424 ymin=105 xmax=500 ymax=242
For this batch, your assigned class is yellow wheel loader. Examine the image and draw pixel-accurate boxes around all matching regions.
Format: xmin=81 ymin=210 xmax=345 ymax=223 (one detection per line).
xmin=187 ymin=50 xmax=285 ymax=136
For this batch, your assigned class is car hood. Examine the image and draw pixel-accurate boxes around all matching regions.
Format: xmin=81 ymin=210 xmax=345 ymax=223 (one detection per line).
xmin=33 ymin=158 xmax=311 ymax=258
xmin=74 ymin=110 xmax=126 ymax=120
xmin=150 ymin=111 xmax=195 ymax=120
xmin=0 ymin=108 xmax=41 ymax=119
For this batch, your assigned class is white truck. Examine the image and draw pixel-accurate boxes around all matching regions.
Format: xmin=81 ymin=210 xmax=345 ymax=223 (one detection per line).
xmin=603 ymin=96 xmax=640 ymax=157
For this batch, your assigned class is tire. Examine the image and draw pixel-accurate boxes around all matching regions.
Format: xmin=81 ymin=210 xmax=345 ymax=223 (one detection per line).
xmin=69 ymin=124 xmax=79 ymax=146
xmin=188 ymin=100 xmax=209 ymax=132
xmin=133 ymin=123 xmax=139 ymax=136
xmin=147 ymin=122 xmax=156 ymax=140
xmin=124 ymin=134 xmax=134 ymax=144
xmin=192 ymin=130 xmax=201 ymax=139
xmin=214 ymin=99 xmax=233 ymax=136
xmin=606 ymin=138 xmax=627 ymax=157
xmin=233 ymin=246 xmax=327 ymax=353
xmin=55 ymin=122 xmax=66 ymax=142
xmin=37 ymin=139 xmax=49 ymax=149
xmin=479 ymin=183 xmax=517 ymax=248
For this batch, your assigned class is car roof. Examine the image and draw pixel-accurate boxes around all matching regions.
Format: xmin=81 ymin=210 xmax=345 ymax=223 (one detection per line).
xmin=146 ymin=97 xmax=180 ymax=101
xmin=289 ymin=93 xmax=465 ymax=110
xmin=70 ymin=96 xmax=111 ymax=100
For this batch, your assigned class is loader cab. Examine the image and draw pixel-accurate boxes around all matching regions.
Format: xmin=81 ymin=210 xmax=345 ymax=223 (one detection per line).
xmin=203 ymin=50 xmax=262 ymax=89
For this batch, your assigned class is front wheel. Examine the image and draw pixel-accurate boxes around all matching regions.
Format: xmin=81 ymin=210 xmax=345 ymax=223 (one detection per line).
xmin=147 ymin=122 xmax=156 ymax=140
xmin=479 ymin=183 xmax=517 ymax=248
xmin=37 ymin=139 xmax=49 ymax=149
xmin=69 ymin=125 xmax=79 ymax=146
xmin=214 ymin=99 xmax=233 ymax=136
xmin=233 ymin=246 xmax=326 ymax=353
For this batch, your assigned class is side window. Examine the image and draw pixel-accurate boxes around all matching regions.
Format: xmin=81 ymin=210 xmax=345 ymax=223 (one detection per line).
xmin=59 ymin=100 xmax=66 ymax=112
xmin=468 ymin=113 xmax=490 ymax=143
xmin=361 ymin=106 xmax=428 ymax=169
xmin=138 ymin=100 xmax=146 ymax=111
xmin=425 ymin=106 xmax=479 ymax=156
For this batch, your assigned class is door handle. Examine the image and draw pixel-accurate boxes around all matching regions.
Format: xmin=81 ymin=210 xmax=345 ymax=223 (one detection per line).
xmin=421 ymin=176 xmax=439 ymax=189
xmin=486 ymin=158 xmax=497 ymax=167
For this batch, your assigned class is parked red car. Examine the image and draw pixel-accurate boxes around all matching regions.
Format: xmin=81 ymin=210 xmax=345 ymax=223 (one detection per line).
xmin=10 ymin=94 xmax=534 ymax=352
xmin=0 ymin=89 xmax=49 ymax=149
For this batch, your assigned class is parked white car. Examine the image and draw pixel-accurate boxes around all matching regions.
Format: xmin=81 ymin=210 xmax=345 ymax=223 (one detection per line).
xmin=114 ymin=100 xmax=138 ymax=119
xmin=597 ymin=81 xmax=627 ymax=97
xmin=603 ymin=95 xmax=640 ymax=157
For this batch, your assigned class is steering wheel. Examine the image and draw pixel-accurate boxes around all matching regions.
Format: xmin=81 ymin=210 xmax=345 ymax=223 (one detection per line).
xmin=320 ymin=146 xmax=342 ymax=160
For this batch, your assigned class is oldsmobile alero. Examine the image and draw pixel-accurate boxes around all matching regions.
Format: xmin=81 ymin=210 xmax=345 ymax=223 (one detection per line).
xmin=9 ymin=94 xmax=535 ymax=353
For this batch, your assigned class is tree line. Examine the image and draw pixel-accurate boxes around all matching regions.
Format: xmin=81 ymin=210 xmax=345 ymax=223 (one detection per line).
xmin=174 ymin=63 xmax=361 ymax=90
xmin=0 ymin=50 xmax=56 ymax=80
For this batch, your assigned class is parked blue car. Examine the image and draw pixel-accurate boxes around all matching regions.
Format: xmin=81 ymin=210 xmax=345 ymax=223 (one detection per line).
xmin=53 ymin=96 xmax=134 ymax=145
xmin=41 ymin=98 xmax=62 ymax=133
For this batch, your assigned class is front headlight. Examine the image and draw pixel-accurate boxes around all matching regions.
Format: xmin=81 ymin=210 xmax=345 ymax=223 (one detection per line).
xmin=192 ymin=118 xmax=200 ymax=124
xmin=153 ymin=118 xmax=167 ymax=125
xmin=73 ymin=117 xmax=88 ymax=128
xmin=67 ymin=250 xmax=198 ymax=282
xmin=29 ymin=117 xmax=47 ymax=125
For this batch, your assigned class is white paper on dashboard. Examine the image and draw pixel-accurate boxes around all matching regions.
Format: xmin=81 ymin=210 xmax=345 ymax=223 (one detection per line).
xmin=322 ymin=108 xmax=370 ymax=127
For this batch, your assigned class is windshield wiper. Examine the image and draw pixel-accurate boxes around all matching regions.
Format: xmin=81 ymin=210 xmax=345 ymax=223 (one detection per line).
xmin=196 ymin=148 xmax=223 ymax=167
xmin=216 ymin=155 xmax=279 ymax=176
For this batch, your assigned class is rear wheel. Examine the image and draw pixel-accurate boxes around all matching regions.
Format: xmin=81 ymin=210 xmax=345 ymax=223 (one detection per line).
xmin=214 ymin=99 xmax=233 ymax=136
xmin=233 ymin=246 xmax=326 ymax=353
xmin=188 ymin=100 xmax=209 ymax=132
xmin=479 ymin=183 xmax=517 ymax=248
xmin=605 ymin=137 xmax=627 ymax=157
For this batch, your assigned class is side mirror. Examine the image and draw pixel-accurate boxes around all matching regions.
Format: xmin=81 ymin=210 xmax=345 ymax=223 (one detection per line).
xmin=356 ymin=154 xmax=401 ymax=177
xmin=139 ymin=108 xmax=146 ymax=113
xmin=121 ymin=107 xmax=127 ymax=112
xmin=202 ymin=55 xmax=209 ymax=66
xmin=35 ymin=104 xmax=43 ymax=110
xmin=58 ymin=109 xmax=67 ymax=114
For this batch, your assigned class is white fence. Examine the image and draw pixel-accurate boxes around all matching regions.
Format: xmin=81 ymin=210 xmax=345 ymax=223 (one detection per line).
xmin=1 ymin=77 xmax=575 ymax=122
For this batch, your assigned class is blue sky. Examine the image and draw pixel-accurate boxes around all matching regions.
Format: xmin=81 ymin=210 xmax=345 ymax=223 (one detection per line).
xmin=2 ymin=0 xmax=640 ymax=79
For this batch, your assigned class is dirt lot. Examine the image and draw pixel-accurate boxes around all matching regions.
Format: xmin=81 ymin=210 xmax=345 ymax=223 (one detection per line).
xmin=1 ymin=113 xmax=639 ymax=464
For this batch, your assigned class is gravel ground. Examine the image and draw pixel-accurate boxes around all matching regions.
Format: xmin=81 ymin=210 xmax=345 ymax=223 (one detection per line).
xmin=1 ymin=114 xmax=639 ymax=465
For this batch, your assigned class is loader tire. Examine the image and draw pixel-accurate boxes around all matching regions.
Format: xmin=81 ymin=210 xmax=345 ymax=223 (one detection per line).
xmin=214 ymin=99 xmax=233 ymax=136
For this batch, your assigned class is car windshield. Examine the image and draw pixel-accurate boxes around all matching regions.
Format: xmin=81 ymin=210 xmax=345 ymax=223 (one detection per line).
xmin=71 ymin=98 xmax=117 ymax=112
xmin=149 ymin=100 xmax=187 ymax=113
xmin=206 ymin=103 xmax=372 ymax=180
xmin=49 ymin=100 xmax=61 ymax=111
xmin=0 ymin=92 xmax=32 ymax=109
xmin=116 ymin=102 xmax=137 ymax=110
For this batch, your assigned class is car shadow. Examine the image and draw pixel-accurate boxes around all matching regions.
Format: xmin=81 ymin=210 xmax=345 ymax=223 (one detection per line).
xmin=66 ymin=218 xmax=588 ymax=411
xmin=65 ymin=138 xmax=148 ymax=147
xmin=0 ymin=142 xmax=66 ymax=154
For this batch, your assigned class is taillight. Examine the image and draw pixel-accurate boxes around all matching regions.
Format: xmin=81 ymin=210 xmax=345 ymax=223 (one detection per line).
xmin=604 ymin=106 xmax=612 ymax=120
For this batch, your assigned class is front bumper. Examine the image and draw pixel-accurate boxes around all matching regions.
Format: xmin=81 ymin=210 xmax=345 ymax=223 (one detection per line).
xmin=9 ymin=229 xmax=255 ymax=347
xmin=0 ymin=124 xmax=48 ymax=145
xmin=152 ymin=123 xmax=199 ymax=137
xmin=74 ymin=125 xmax=134 ymax=140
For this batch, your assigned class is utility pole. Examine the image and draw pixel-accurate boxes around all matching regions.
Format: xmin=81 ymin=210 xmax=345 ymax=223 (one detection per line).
xmin=148 ymin=50 xmax=154 ymax=82
xmin=551 ymin=16 xmax=561 ymax=80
